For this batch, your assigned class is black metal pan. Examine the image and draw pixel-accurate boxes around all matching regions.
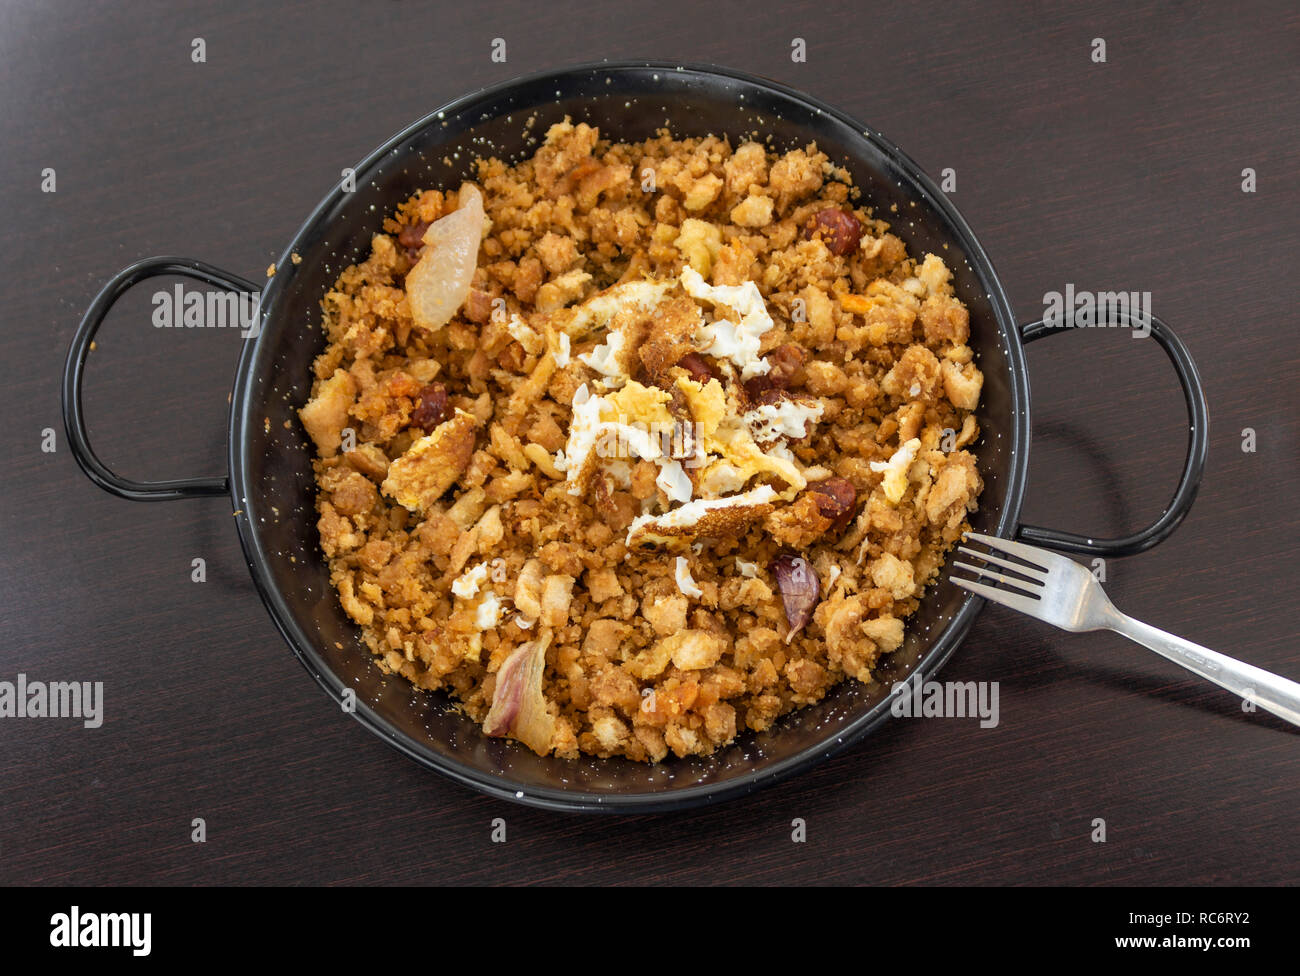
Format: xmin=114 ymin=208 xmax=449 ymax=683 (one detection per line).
xmin=62 ymin=61 xmax=1208 ymax=812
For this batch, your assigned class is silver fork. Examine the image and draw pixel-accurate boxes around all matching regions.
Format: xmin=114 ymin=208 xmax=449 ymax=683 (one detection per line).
xmin=951 ymin=532 xmax=1300 ymax=728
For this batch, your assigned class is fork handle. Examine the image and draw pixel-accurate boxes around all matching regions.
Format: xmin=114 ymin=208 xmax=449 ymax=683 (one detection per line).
xmin=1109 ymin=613 xmax=1300 ymax=728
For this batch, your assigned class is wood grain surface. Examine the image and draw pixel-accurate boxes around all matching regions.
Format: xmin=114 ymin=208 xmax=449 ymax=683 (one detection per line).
xmin=1 ymin=0 xmax=1296 ymax=885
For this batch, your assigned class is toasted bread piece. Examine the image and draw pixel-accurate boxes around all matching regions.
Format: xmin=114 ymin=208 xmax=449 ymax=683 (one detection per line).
xmin=381 ymin=412 xmax=478 ymax=514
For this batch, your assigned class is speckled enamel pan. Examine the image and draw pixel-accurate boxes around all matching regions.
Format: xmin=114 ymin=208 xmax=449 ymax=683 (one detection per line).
xmin=62 ymin=61 xmax=1207 ymax=812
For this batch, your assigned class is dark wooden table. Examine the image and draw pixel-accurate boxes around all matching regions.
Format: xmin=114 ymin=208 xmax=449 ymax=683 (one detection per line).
xmin=2 ymin=0 xmax=1296 ymax=886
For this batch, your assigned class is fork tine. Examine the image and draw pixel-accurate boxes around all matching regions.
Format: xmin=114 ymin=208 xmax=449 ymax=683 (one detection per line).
xmin=963 ymin=532 xmax=1052 ymax=571
xmin=952 ymin=560 xmax=1044 ymax=592
xmin=957 ymin=545 xmax=1048 ymax=582
xmin=950 ymin=574 xmax=1045 ymax=615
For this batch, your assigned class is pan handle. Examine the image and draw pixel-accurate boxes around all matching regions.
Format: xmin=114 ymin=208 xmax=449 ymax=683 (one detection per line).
xmin=62 ymin=257 xmax=260 ymax=502
xmin=1015 ymin=309 xmax=1208 ymax=557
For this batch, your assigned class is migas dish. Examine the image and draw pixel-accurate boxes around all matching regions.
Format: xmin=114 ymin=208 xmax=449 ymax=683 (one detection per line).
xmin=61 ymin=61 xmax=1207 ymax=812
